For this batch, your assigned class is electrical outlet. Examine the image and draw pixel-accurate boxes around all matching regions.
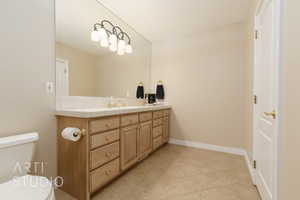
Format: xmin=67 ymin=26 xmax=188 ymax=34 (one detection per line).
xmin=46 ymin=82 xmax=54 ymax=94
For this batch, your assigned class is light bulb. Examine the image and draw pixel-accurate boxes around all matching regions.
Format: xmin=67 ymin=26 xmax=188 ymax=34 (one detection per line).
xmin=100 ymin=39 xmax=109 ymax=47
xmin=125 ymin=44 xmax=133 ymax=54
xmin=117 ymin=48 xmax=125 ymax=55
xmin=109 ymin=34 xmax=117 ymax=46
xmin=98 ymin=27 xmax=107 ymax=40
xmin=118 ymin=39 xmax=126 ymax=51
xmin=109 ymin=43 xmax=117 ymax=52
xmin=91 ymin=30 xmax=100 ymax=42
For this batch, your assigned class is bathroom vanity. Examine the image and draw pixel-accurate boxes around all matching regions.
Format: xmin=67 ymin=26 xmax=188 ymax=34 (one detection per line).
xmin=56 ymin=105 xmax=171 ymax=200
xmin=55 ymin=0 xmax=169 ymax=198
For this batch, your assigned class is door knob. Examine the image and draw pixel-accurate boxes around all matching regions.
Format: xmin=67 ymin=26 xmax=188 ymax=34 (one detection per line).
xmin=264 ymin=110 xmax=276 ymax=119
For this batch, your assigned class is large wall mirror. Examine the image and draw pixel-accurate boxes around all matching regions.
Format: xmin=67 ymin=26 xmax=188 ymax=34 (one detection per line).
xmin=55 ymin=0 xmax=151 ymax=98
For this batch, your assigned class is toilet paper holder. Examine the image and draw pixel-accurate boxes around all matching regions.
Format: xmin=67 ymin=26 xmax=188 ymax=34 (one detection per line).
xmin=61 ymin=127 xmax=86 ymax=142
xmin=73 ymin=129 xmax=86 ymax=138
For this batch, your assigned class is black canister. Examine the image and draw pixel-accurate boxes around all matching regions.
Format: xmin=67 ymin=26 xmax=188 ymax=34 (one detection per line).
xmin=147 ymin=93 xmax=156 ymax=104
xmin=136 ymin=82 xmax=144 ymax=99
xmin=156 ymin=80 xmax=165 ymax=100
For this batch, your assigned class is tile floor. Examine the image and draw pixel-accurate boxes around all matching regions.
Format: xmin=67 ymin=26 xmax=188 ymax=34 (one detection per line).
xmin=55 ymin=144 xmax=261 ymax=200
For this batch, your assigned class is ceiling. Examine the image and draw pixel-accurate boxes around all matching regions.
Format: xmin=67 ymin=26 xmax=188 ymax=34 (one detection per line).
xmin=99 ymin=0 xmax=252 ymax=42
xmin=56 ymin=0 xmax=252 ymax=54
xmin=56 ymin=0 xmax=105 ymax=55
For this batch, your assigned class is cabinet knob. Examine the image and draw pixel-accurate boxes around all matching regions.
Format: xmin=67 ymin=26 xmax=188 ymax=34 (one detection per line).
xmin=105 ymin=152 xmax=111 ymax=157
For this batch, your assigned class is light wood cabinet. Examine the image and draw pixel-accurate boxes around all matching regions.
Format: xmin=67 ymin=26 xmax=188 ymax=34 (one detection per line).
xmin=152 ymin=110 xmax=170 ymax=151
xmin=153 ymin=125 xmax=163 ymax=138
xmin=139 ymin=112 xmax=152 ymax=122
xmin=163 ymin=109 xmax=170 ymax=116
xmin=153 ymin=136 xmax=163 ymax=151
xmin=90 ymin=158 xmax=120 ymax=193
xmin=120 ymin=125 xmax=139 ymax=170
xmin=138 ymin=121 xmax=152 ymax=160
xmin=121 ymin=114 xmax=139 ymax=127
xmin=89 ymin=116 xmax=119 ymax=133
xmin=90 ymin=142 xmax=119 ymax=170
xmin=57 ymin=108 xmax=170 ymax=200
xmin=162 ymin=116 xmax=169 ymax=143
xmin=90 ymin=129 xmax=119 ymax=149
xmin=153 ymin=110 xmax=164 ymax=119
xmin=153 ymin=118 xmax=163 ymax=127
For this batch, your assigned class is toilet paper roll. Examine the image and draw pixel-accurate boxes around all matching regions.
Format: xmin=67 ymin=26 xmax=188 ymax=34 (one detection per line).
xmin=62 ymin=127 xmax=81 ymax=142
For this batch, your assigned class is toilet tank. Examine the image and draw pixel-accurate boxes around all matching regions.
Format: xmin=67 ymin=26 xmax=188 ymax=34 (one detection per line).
xmin=0 ymin=132 xmax=39 ymax=183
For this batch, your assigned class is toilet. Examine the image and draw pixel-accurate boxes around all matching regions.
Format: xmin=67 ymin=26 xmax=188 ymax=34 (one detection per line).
xmin=0 ymin=132 xmax=55 ymax=200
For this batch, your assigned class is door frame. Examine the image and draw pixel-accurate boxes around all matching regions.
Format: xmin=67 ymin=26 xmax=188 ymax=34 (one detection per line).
xmin=55 ymin=58 xmax=69 ymax=97
xmin=252 ymin=0 xmax=282 ymax=200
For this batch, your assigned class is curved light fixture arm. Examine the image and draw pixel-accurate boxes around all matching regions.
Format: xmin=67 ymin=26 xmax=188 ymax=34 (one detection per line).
xmin=100 ymin=20 xmax=114 ymax=29
xmin=118 ymin=31 xmax=131 ymax=44
xmin=113 ymin=26 xmax=124 ymax=38
xmin=93 ymin=23 xmax=102 ymax=30
xmin=94 ymin=20 xmax=125 ymax=38
xmin=91 ymin=19 xmax=132 ymax=54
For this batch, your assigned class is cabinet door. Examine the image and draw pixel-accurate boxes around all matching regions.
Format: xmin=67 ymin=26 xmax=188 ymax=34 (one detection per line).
xmin=162 ymin=116 xmax=169 ymax=143
xmin=139 ymin=121 xmax=152 ymax=160
xmin=121 ymin=125 xmax=139 ymax=171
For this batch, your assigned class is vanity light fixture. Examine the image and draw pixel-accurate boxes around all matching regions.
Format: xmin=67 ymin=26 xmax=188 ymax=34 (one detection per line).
xmin=91 ymin=20 xmax=133 ymax=55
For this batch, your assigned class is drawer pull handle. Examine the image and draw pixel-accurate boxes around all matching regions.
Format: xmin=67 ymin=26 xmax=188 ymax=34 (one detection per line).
xmin=105 ymin=152 xmax=111 ymax=157
xmin=105 ymin=136 xmax=110 ymax=141
xmin=105 ymin=170 xmax=111 ymax=176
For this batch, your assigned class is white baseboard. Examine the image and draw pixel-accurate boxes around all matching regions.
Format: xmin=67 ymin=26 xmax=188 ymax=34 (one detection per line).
xmin=169 ymin=138 xmax=245 ymax=155
xmin=168 ymin=138 xmax=255 ymax=184
xmin=244 ymin=152 xmax=256 ymax=184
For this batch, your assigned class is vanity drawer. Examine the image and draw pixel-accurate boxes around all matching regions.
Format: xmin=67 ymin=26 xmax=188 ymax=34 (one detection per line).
xmin=90 ymin=142 xmax=120 ymax=170
xmin=139 ymin=112 xmax=152 ymax=122
xmin=153 ymin=118 xmax=163 ymax=127
xmin=153 ymin=110 xmax=164 ymax=119
xmin=89 ymin=117 xmax=120 ymax=134
xmin=121 ymin=114 xmax=138 ymax=127
xmin=90 ymin=129 xmax=120 ymax=149
xmin=153 ymin=125 xmax=163 ymax=138
xmin=163 ymin=109 xmax=170 ymax=116
xmin=153 ymin=136 xmax=163 ymax=150
xmin=90 ymin=158 xmax=120 ymax=193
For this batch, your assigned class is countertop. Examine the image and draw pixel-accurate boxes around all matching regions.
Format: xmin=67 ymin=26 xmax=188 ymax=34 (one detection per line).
xmin=56 ymin=104 xmax=171 ymax=118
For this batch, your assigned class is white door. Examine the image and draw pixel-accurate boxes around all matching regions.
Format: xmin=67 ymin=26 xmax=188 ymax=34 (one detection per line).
xmin=56 ymin=58 xmax=69 ymax=96
xmin=253 ymin=0 xmax=279 ymax=200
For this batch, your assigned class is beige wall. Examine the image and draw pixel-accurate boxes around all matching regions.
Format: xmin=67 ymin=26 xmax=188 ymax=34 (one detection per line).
xmin=96 ymin=32 xmax=152 ymax=98
xmin=0 ymin=0 xmax=56 ymax=178
xmin=151 ymin=23 xmax=250 ymax=149
xmin=279 ymin=0 xmax=300 ymax=199
xmin=96 ymin=45 xmax=151 ymax=98
xmin=56 ymin=41 xmax=151 ymax=98
xmin=56 ymin=42 xmax=98 ymax=96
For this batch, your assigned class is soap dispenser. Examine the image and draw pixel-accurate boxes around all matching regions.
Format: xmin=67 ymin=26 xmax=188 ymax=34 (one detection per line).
xmin=136 ymin=82 xmax=144 ymax=99
xmin=156 ymin=80 xmax=165 ymax=103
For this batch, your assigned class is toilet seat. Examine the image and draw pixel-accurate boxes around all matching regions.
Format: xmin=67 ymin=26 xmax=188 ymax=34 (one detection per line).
xmin=0 ymin=175 xmax=55 ymax=200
